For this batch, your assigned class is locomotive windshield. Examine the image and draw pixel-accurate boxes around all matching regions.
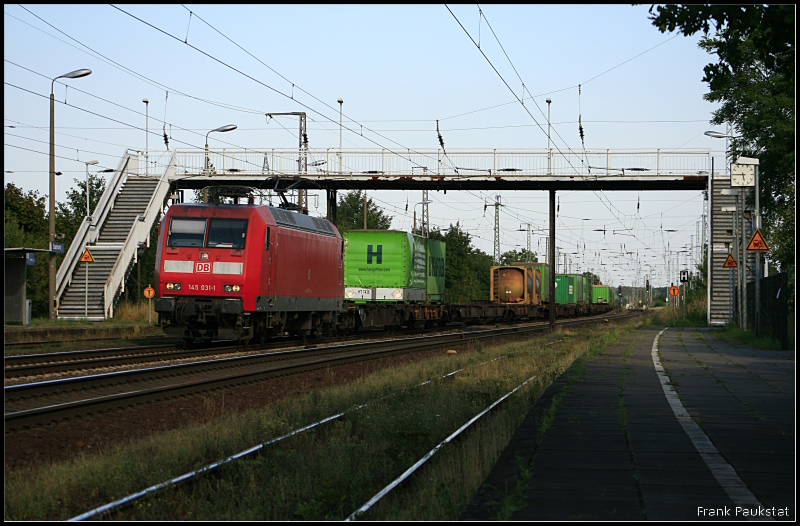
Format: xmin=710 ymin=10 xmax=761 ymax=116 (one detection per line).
xmin=207 ymin=218 xmax=248 ymax=249
xmin=167 ymin=218 xmax=207 ymax=247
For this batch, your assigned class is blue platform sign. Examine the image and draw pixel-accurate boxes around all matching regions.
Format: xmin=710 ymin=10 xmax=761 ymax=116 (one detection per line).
xmin=50 ymin=241 xmax=65 ymax=254
xmin=26 ymin=252 xmax=36 ymax=266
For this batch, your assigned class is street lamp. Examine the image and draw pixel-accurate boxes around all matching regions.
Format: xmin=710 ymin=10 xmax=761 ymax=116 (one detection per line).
xmin=205 ymin=124 xmax=237 ymax=170
xmin=83 ymin=160 xmax=98 ymax=218
xmin=50 ymin=68 xmax=92 ymax=321
xmin=203 ymin=124 xmax=237 ymax=198
xmin=143 ymin=98 xmax=149 ymax=175
xmin=338 ymin=98 xmax=343 ymax=174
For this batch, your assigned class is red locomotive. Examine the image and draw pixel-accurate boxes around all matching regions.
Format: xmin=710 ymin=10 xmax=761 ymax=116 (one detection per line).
xmin=154 ymin=203 xmax=344 ymax=342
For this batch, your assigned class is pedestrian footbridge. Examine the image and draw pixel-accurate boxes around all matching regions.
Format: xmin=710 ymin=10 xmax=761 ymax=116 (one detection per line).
xmin=55 ymin=147 xmax=724 ymax=320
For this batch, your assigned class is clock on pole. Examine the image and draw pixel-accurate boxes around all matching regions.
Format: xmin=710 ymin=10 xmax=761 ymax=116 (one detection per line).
xmin=730 ymin=163 xmax=755 ymax=187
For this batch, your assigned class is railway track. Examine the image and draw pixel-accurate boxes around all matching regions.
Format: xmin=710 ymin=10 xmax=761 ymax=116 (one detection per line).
xmin=3 ymin=326 xmax=446 ymax=381
xmin=4 ymin=312 xmax=638 ymax=431
xmin=4 ymin=335 xmax=172 ymax=350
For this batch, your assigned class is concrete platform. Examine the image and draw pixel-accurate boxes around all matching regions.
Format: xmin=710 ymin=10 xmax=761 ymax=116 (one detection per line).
xmin=461 ymin=327 xmax=795 ymax=521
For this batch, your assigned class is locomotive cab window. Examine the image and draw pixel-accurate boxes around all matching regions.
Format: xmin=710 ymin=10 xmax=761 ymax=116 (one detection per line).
xmin=167 ymin=218 xmax=207 ymax=247
xmin=207 ymin=218 xmax=248 ymax=249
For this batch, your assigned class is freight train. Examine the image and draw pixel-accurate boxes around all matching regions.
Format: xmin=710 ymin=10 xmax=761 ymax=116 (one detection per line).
xmin=154 ymin=202 xmax=615 ymax=343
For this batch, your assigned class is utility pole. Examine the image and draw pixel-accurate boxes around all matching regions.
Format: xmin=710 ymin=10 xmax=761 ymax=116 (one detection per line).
xmin=488 ymin=195 xmax=503 ymax=264
xmin=549 ymin=189 xmax=556 ymax=330
xmin=265 ymin=112 xmax=307 ymax=212
xmin=519 ymin=223 xmax=532 ymax=261
xmin=547 ymin=98 xmax=552 ymax=176
xmin=422 ymin=189 xmax=429 ymax=237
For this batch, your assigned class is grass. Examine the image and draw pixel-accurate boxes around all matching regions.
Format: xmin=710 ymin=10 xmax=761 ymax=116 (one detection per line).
xmin=714 ymin=324 xmax=785 ymax=351
xmin=5 ymin=300 xmax=158 ymax=329
xmin=645 ymin=297 xmax=707 ymax=328
xmin=4 ymin=320 xmax=639 ymax=521
xmin=4 ymin=301 xmax=164 ymax=351
xmin=112 ymin=301 xmax=159 ymax=324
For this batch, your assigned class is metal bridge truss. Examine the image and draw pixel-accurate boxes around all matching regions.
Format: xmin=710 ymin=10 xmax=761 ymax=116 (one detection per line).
xmin=152 ymin=148 xmax=724 ymax=191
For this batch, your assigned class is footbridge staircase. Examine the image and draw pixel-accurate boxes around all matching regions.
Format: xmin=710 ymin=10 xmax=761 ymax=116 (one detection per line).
xmin=56 ymin=151 xmax=176 ymax=320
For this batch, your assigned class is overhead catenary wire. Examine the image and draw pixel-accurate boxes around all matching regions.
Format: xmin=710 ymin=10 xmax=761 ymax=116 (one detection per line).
xmin=5 ymin=6 xmax=698 ymax=283
xmin=448 ymin=5 xmax=694 ymax=260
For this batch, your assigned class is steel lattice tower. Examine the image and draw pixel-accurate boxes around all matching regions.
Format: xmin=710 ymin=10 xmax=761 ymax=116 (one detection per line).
xmin=422 ymin=189 xmax=429 ymax=237
xmin=491 ymin=195 xmax=502 ymax=264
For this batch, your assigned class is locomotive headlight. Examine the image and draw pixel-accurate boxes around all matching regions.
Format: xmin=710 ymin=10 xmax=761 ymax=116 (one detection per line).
xmin=232 ymin=285 xmax=240 ymax=292
xmin=165 ymin=282 xmax=180 ymax=290
xmin=200 ymin=252 xmax=209 ymax=260
xmin=224 ymin=284 xmax=241 ymax=293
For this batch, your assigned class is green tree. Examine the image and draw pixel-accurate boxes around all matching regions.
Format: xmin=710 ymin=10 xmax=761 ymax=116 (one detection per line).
xmin=56 ymin=174 xmax=107 ymax=244
xmin=334 ymin=190 xmax=392 ymax=232
xmin=499 ymin=248 xmax=538 ymax=265
xmin=5 ymin=176 xmax=109 ymax=319
xmin=429 ymin=223 xmax=493 ymax=302
xmin=648 ymin=4 xmax=795 ymax=274
xmin=5 ymin=184 xmax=50 ymax=318
xmin=4 ymin=183 xmax=48 ymax=241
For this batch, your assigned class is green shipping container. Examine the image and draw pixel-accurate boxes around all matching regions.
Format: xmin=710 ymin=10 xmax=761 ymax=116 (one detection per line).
xmin=562 ymin=273 xmax=584 ymax=303
xmin=591 ymin=284 xmax=612 ymax=304
xmin=343 ymin=230 xmax=427 ymax=302
xmin=426 ymin=238 xmax=446 ymax=302
xmin=554 ymin=274 xmax=577 ymax=304
xmin=582 ymin=276 xmax=591 ymax=303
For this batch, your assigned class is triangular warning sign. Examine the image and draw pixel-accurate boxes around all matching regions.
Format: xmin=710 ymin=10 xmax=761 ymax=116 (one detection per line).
xmin=745 ymin=229 xmax=770 ymax=253
xmin=80 ymin=248 xmax=95 ymax=262
xmin=722 ymin=254 xmax=737 ymax=268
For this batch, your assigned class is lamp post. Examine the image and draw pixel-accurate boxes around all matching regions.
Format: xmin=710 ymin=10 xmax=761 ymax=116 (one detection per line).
xmin=83 ymin=160 xmax=99 ymax=218
xmin=50 ymin=68 xmax=92 ymax=321
xmin=546 ymin=98 xmax=552 ymax=175
xmin=204 ymin=124 xmax=237 ymax=202
xmin=338 ymin=98 xmax=343 ymax=174
xmin=142 ymin=98 xmax=149 ymax=176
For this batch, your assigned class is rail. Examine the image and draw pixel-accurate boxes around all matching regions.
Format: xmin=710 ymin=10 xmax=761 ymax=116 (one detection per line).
xmin=103 ymin=152 xmax=176 ymax=318
xmin=55 ymin=152 xmax=137 ymax=305
xmin=168 ymin=148 xmax=726 ymax=180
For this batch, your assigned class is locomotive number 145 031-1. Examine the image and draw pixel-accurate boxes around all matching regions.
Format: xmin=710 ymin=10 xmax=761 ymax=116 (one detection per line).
xmin=188 ymin=284 xmax=216 ymax=291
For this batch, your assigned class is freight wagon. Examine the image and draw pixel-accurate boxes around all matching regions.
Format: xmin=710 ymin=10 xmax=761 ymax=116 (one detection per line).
xmin=489 ymin=264 xmax=610 ymax=319
xmin=342 ymin=230 xmax=446 ymax=329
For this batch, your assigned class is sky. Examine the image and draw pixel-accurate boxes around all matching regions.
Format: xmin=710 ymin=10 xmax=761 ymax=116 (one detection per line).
xmin=4 ymin=4 xmax=729 ymax=290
